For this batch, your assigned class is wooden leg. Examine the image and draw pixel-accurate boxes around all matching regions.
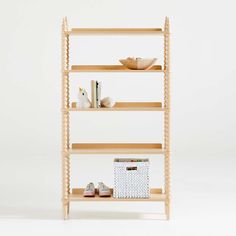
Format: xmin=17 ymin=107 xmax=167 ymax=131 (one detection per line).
xmin=165 ymin=200 xmax=170 ymax=220
xmin=62 ymin=17 xmax=70 ymax=221
xmin=63 ymin=202 xmax=69 ymax=220
xmin=67 ymin=202 xmax=70 ymax=215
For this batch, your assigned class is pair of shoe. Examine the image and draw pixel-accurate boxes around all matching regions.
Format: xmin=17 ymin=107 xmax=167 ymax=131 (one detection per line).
xmin=83 ymin=182 xmax=111 ymax=197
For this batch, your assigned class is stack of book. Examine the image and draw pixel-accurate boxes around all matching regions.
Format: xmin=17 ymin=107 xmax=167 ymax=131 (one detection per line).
xmin=91 ymin=80 xmax=101 ymax=108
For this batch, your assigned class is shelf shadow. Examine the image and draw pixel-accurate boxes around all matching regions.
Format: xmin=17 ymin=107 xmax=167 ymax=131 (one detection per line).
xmin=0 ymin=206 xmax=61 ymax=220
xmin=0 ymin=207 xmax=166 ymax=220
xmin=70 ymin=210 xmax=166 ymax=220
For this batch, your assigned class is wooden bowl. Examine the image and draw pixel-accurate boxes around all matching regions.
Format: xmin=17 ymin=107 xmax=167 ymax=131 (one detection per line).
xmin=119 ymin=57 xmax=157 ymax=70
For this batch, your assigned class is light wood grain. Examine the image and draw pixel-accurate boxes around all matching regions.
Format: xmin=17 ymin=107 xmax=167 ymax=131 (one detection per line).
xmin=68 ymin=28 xmax=164 ymax=35
xmin=70 ymin=143 xmax=165 ymax=154
xmin=164 ymin=16 xmax=171 ymax=220
xmin=72 ymin=143 xmax=162 ymax=149
xmin=69 ymin=148 xmax=166 ymax=155
xmin=70 ymin=102 xmax=164 ymax=111
xmin=69 ymin=65 xmax=163 ymax=72
xmin=70 ymin=188 xmax=166 ymax=201
xmin=61 ymin=17 xmax=70 ymax=220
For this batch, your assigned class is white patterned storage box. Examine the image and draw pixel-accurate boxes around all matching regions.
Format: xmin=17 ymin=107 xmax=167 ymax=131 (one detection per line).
xmin=113 ymin=158 xmax=150 ymax=199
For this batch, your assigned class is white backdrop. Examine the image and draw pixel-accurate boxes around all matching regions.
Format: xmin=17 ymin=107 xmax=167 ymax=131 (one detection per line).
xmin=0 ymin=0 xmax=235 ymax=157
xmin=0 ymin=0 xmax=236 ymax=235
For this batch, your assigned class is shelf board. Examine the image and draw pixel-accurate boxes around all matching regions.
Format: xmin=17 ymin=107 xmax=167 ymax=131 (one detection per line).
xmin=70 ymin=143 xmax=165 ymax=154
xmin=70 ymin=188 xmax=166 ymax=201
xmin=68 ymin=65 xmax=164 ymax=73
xmin=68 ymin=28 xmax=164 ymax=35
xmin=69 ymin=102 xmax=164 ymax=111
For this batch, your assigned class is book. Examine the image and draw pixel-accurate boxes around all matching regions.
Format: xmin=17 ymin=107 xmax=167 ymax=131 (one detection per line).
xmin=96 ymin=81 xmax=101 ymax=108
xmin=91 ymin=80 xmax=101 ymax=108
xmin=91 ymin=80 xmax=97 ymax=108
xmin=91 ymin=80 xmax=93 ymax=107
xmin=98 ymin=81 xmax=101 ymax=108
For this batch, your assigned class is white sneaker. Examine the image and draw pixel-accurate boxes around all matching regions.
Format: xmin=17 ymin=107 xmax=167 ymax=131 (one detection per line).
xmin=83 ymin=182 xmax=95 ymax=197
xmin=97 ymin=182 xmax=111 ymax=197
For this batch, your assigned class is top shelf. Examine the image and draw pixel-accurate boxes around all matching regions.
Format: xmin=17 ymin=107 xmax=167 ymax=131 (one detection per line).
xmin=67 ymin=28 xmax=164 ymax=35
xmin=68 ymin=65 xmax=164 ymax=73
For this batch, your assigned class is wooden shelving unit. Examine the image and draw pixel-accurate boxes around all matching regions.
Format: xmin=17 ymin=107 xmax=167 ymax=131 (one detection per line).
xmin=61 ymin=17 xmax=170 ymax=220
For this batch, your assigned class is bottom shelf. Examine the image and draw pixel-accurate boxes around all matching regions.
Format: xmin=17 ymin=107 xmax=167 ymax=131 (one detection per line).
xmin=69 ymin=188 xmax=166 ymax=201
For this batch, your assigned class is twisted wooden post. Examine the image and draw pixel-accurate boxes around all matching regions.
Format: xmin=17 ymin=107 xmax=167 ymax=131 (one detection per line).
xmin=164 ymin=17 xmax=170 ymax=220
xmin=61 ymin=17 xmax=70 ymax=219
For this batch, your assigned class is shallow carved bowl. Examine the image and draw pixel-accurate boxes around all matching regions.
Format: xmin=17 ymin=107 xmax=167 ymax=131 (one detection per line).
xmin=119 ymin=57 xmax=157 ymax=70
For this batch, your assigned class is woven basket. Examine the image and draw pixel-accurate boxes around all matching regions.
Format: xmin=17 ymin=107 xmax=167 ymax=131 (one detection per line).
xmin=119 ymin=57 xmax=157 ymax=70
xmin=113 ymin=158 xmax=150 ymax=199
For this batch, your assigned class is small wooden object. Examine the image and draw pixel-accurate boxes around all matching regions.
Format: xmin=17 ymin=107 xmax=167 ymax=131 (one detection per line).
xmin=119 ymin=58 xmax=157 ymax=70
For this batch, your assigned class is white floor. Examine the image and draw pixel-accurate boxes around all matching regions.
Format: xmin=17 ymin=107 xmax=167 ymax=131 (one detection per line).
xmin=0 ymin=154 xmax=235 ymax=236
